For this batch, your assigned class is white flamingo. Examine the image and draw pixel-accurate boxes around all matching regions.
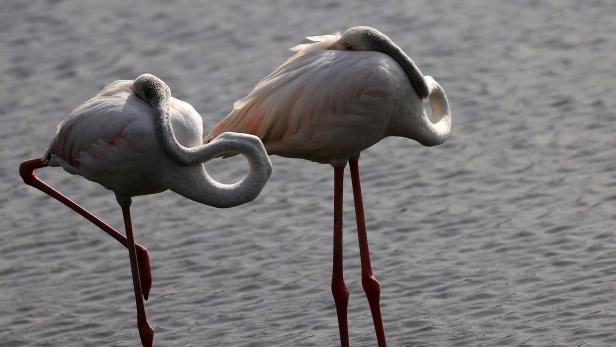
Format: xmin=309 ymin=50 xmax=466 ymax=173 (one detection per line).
xmin=19 ymin=74 xmax=272 ymax=347
xmin=206 ymin=26 xmax=452 ymax=346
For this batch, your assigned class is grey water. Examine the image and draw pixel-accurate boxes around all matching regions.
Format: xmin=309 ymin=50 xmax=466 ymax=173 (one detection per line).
xmin=1 ymin=0 xmax=615 ymax=346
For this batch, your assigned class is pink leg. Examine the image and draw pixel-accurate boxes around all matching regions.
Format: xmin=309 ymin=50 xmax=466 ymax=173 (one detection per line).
xmin=331 ymin=166 xmax=350 ymax=347
xmin=122 ymin=206 xmax=154 ymax=347
xmin=19 ymin=158 xmax=152 ymax=299
xmin=349 ymin=159 xmax=386 ymax=347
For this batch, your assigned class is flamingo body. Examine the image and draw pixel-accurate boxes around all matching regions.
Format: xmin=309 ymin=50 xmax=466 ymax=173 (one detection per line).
xmin=48 ymin=80 xmax=200 ymax=197
xmin=46 ymin=78 xmax=272 ymax=208
xmin=207 ymin=51 xmax=449 ymax=165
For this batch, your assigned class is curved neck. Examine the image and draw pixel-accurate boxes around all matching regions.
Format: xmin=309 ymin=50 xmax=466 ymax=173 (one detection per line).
xmin=381 ymin=43 xmax=430 ymax=99
xmin=389 ymin=76 xmax=451 ymax=146
xmin=160 ymin=139 xmax=272 ymax=208
xmin=132 ymin=74 xmax=272 ymax=207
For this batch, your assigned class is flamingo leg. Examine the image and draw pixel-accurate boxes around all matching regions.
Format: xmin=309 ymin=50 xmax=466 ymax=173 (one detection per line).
xmin=121 ymin=205 xmax=154 ymax=347
xmin=331 ymin=165 xmax=350 ymax=347
xmin=349 ymin=159 xmax=386 ymax=347
xmin=19 ymin=158 xmax=152 ymax=299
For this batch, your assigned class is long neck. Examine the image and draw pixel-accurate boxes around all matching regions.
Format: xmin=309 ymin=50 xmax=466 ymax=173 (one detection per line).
xmin=132 ymin=74 xmax=218 ymax=165
xmin=373 ymin=35 xmax=430 ymax=99
xmin=132 ymin=74 xmax=272 ymax=207
xmin=159 ymin=138 xmax=272 ymax=208
xmin=390 ymin=46 xmax=430 ymax=99
xmin=389 ymin=76 xmax=451 ymax=146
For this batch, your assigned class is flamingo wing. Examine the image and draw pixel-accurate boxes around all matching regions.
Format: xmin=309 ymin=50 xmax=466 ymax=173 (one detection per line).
xmin=48 ymin=81 xmax=157 ymax=170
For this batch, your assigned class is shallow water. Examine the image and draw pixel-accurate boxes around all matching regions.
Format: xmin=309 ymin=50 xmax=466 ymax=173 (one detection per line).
xmin=1 ymin=0 xmax=616 ymax=346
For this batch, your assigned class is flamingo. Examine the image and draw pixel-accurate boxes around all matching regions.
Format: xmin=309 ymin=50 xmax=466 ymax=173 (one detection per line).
xmin=19 ymin=74 xmax=272 ymax=347
xmin=206 ymin=26 xmax=451 ymax=346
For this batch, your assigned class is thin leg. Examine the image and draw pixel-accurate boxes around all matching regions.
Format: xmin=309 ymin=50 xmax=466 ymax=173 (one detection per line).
xmin=122 ymin=206 xmax=154 ymax=347
xmin=331 ymin=165 xmax=349 ymax=347
xmin=19 ymin=158 xmax=152 ymax=299
xmin=349 ymin=159 xmax=386 ymax=347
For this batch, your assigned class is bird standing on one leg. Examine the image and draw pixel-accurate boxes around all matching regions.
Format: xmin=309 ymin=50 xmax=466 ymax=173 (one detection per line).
xmin=206 ymin=26 xmax=452 ymax=347
xmin=19 ymin=74 xmax=272 ymax=347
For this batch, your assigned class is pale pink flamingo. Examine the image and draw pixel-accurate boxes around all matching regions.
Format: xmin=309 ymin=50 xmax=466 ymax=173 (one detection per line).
xmin=206 ymin=26 xmax=452 ymax=346
xmin=19 ymin=74 xmax=272 ymax=347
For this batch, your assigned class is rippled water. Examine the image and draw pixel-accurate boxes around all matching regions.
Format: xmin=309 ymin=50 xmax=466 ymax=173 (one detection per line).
xmin=2 ymin=0 xmax=616 ymax=346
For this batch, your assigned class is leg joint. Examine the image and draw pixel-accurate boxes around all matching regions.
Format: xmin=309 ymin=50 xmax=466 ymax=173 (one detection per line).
xmin=362 ymin=272 xmax=381 ymax=297
xmin=331 ymin=277 xmax=350 ymax=303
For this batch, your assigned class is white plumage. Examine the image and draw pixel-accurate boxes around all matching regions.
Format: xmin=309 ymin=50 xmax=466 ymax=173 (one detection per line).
xmin=48 ymin=79 xmax=272 ymax=207
xmin=207 ymin=34 xmax=450 ymax=165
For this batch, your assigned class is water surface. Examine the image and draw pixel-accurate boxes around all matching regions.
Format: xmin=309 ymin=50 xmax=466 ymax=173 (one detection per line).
xmin=1 ymin=0 xmax=615 ymax=345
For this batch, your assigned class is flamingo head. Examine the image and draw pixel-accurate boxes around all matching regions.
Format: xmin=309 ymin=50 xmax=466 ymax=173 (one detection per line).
xmin=331 ymin=26 xmax=384 ymax=51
